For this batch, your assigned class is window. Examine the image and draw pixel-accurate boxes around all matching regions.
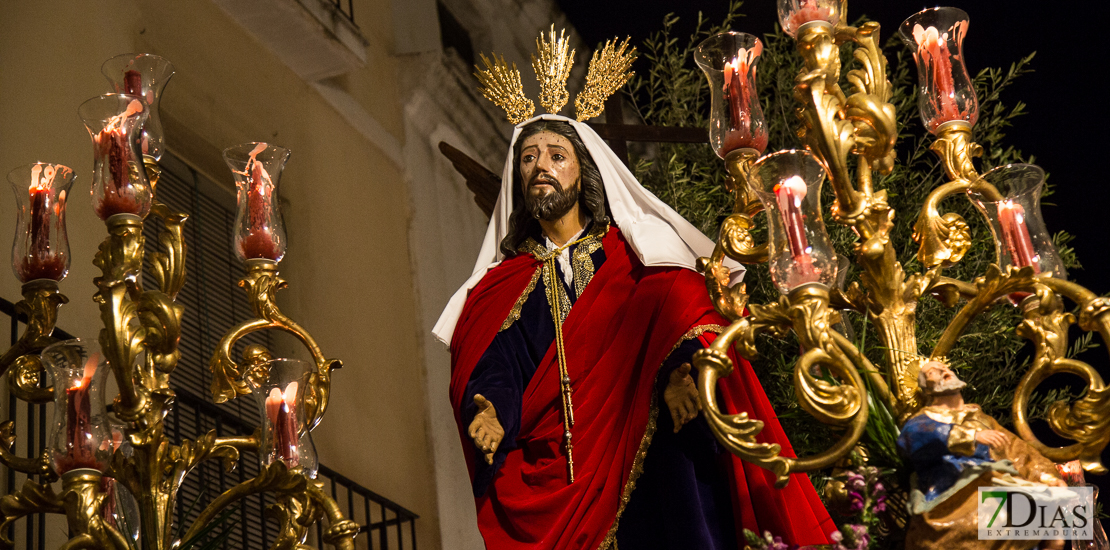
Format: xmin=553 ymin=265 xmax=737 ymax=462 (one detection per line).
xmin=437 ymin=1 xmax=475 ymax=68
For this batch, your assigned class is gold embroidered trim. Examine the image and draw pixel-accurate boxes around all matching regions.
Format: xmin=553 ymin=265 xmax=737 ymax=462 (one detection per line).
xmin=572 ymin=226 xmax=605 ymax=298
xmin=500 ymin=268 xmax=542 ymax=332
xmin=597 ymin=323 xmax=726 ymax=550
xmin=542 ymin=261 xmax=574 ymax=325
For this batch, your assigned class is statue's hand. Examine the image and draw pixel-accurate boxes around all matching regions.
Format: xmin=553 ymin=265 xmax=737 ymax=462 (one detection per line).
xmin=468 ymin=394 xmax=504 ymax=465
xmin=975 ymin=429 xmax=1009 ymax=450
xmin=664 ymin=363 xmax=701 ymax=433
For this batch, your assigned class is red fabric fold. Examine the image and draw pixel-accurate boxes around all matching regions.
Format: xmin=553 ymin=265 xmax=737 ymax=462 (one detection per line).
xmin=450 ymin=228 xmax=834 ymax=549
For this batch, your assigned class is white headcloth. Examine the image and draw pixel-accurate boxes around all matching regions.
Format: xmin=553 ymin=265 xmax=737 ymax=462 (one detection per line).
xmin=432 ymin=114 xmax=744 ymax=345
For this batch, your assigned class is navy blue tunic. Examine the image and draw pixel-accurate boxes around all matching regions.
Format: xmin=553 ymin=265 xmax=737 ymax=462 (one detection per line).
xmin=461 ymin=228 xmax=738 ymax=549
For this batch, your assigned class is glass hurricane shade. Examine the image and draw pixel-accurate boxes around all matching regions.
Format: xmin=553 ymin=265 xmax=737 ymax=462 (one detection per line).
xmin=79 ymin=94 xmax=153 ymax=221
xmin=252 ymin=359 xmax=318 ymax=477
xmin=102 ymin=53 xmax=175 ymax=161
xmin=695 ymin=32 xmax=768 ymax=158
xmin=777 ymin=0 xmax=841 ymax=37
xmin=968 ymin=164 xmax=1065 ymax=280
xmin=748 ymin=150 xmax=837 ymax=294
xmin=899 ymin=7 xmax=979 ymax=133
xmin=224 ymin=143 xmax=290 ymax=262
xmin=43 ymin=339 xmax=111 ymax=475
xmin=7 ymin=163 xmax=74 ymax=282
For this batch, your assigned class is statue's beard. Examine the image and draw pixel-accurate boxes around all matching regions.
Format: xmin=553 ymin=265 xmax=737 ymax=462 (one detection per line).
xmin=928 ymin=378 xmax=967 ymax=396
xmin=526 ymin=177 xmax=580 ymax=221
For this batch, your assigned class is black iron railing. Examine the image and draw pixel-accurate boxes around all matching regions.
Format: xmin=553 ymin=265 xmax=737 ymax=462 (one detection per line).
xmin=0 ymin=296 xmax=417 ymax=549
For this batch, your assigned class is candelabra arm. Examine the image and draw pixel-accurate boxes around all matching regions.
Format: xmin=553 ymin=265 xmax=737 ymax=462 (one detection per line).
xmin=0 ymin=421 xmax=54 ymax=476
xmin=181 ymin=463 xmax=307 ymax=544
xmin=829 ymin=330 xmax=893 ymax=410
xmin=209 ymin=260 xmax=342 ymax=431
xmin=93 ymin=215 xmax=150 ymax=422
xmin=147 ymin=202 xmax=188 ymax=299
xmin=212 ymin=431 xmax=261 ymax=453
xmin=717 ymin=148 xmax=768 ymax=265
xmin=306 ymin=481 xmax=361 ymax=550
xmin=0 ymin=280 xmax=68 ymax=379
xmin=925 ymin=274 xmax=979 ymax=307
xmin=137 ymin=290 xmax=184 ymax=389
xmin=931 ymin=265 xmax=1039 ymax=358
xmin=913 ymin=123 xmax=1002 ymax=269
xmin=695 ymin=284 xmax=869 ymax=487
xmin=59 ymin=470 xmax=130 ymax=550
xmin=794 ymin=23 xmax=859 ymax=216
xmin=0 ymin=479 xmax=64 ymax=549
xmin=1008 ymin=279 xmax=1110 ymax=474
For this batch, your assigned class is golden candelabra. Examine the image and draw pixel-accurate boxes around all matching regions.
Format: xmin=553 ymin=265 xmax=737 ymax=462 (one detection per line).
xmin=0 ymin=55 xmax=358 ymax=550
xmin=694 ymin=1 xmax=1110 ymax=489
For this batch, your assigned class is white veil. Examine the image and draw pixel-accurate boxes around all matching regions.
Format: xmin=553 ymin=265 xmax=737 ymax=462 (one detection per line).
xmin=432 ymin=114 xmax=744 ymax=345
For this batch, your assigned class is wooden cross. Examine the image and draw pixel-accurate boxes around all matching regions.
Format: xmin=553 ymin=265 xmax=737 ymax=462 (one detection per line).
xmin=439 ymin=95 xmax=709 ymax=219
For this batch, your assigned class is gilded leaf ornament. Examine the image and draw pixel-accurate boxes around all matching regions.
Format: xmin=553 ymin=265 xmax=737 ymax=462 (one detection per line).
xmin=574 ymin=37 xmax=636 ymax=121
xmin=532 ymin=25 xmax=575 ymax=115
xmin=475 ymin=53 xmax=535 ymax=125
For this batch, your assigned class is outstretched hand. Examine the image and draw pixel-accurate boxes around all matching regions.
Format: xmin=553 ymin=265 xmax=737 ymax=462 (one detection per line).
xmin=664 ymin=363 xmax=701 ymax=433
xmin=468 ymin=394 xmax=504 ymax=465
xmin=975 ymin=429 xmax=1009 ymax=450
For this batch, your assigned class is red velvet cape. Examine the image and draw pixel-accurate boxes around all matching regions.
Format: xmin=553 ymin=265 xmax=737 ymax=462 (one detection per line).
xmin=449 ymin=228 xmax=835 ymax=549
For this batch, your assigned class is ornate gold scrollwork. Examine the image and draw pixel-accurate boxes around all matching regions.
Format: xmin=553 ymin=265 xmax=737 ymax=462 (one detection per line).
xmin=0 ymin=421 xmax=54 ymax=477
xmin=931 ymin=265 xmax=1038 ymax=358
xmin=695 ymin=283 xmax=869 ymax=487
xmin=180 ymin=463 xmax=357 ymax=550
xmin=912 ymin=123 xmax=1001 ymax=269
xmin=107 ymin=428 xmax=248 ymax=550
xmin=1008 ymin=279 xmax=1110 ymax=474
xmin=0 ymin=279 xmax=68 ymax=382
xmin=147 ymin=203 xmax=188 ymax=299
xmin=0 ymin=479 xmax=64 ymax=549
xmin=209 ymin=260 xmax=342 ymax=431
xmin=93 ymin=215 xmax=151 ymax=422
xmin=60 ymin=470 xmax=131 ymax=550
xmin=720 ymin=148 xmax=768 ymax=264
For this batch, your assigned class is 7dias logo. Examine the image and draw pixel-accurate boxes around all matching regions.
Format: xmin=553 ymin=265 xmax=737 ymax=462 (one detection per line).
xmin=978 ymin=487 xmax=1094 ymax=540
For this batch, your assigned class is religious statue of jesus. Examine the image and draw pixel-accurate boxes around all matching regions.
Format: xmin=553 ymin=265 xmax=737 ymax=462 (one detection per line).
xmin=434 ymin=114 xmax=835 ymax=550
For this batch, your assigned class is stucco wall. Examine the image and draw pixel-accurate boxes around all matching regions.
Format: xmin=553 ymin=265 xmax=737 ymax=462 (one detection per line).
xmin=0 ymin=1 xmax=440 ymax=548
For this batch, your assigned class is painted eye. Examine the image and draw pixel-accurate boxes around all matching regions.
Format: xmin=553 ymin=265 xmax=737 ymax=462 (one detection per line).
xmin=552 ymin=154 xmax=565 ymax=161
xmin=522 ymin=154 xmax=536 ymax=163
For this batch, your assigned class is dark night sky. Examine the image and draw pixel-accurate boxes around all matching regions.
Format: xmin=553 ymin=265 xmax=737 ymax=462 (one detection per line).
xmin=558 ymin=0 xmax=1110 ymax=292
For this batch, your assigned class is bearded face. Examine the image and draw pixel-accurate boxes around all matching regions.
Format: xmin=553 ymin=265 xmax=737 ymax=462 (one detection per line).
xmin=919 ymin=361 xmax=967 ymax=396
xmin=518 ymin=131 xmax=581 ymax=222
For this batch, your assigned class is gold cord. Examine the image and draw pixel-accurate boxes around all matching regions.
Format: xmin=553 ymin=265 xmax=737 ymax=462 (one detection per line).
xmin=537 ymin=228 xmax=602 ymax=484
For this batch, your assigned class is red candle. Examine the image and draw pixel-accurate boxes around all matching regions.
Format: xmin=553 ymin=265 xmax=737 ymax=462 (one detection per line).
xmin=719 ymin=43 xmax=767 ymax=156
xmin=1056 ymin=460 xmax=1085 ymax=487
xmin=775 ymin=176 xmax=820 ymax=287
xmin=123 ymin=69 xmax=143 ymax=96
xmin=775 ymin=176 xmax=810 ymax=258
xmin=56 ymin=354 xmax=100 ymax=472
xmin=997 ymin=200 xmax=1039 ymax=271
xmin=265 ymin=382 xmax=300 ymax=466
xmin=786 ymin=0 xmax=836 ymax=32
xmin=238 ymin=144 xmax=283 ymax=260
xmin=93 ymin=99 xmax=146 ymax=219
xmin=122 ymin=69 xmax=152 ymax=154
xmin=912 ymin=22 xmax=971 ymax=131
xmin=17 ymin=165 xmax=66 ymax=281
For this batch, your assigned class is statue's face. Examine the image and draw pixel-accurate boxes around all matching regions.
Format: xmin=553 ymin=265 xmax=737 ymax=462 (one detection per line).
xmin=921 ymin=361 xmax=965 ymax=395
xmin=518 ymin=131 xmax=581 ymax=221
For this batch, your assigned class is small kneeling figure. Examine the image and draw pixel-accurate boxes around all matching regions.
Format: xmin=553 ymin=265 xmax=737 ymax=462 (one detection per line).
xmin=897 ymin=360 xmax=1066 ymax=550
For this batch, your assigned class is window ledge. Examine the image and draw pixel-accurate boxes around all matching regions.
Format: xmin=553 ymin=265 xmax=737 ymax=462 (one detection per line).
xmin=214 ymin=0 xmax=370 ymax=81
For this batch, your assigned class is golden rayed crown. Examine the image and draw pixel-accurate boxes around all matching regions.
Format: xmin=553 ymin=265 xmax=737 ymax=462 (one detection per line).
xmin=474 ymin=25 xmax=637 ymax=124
